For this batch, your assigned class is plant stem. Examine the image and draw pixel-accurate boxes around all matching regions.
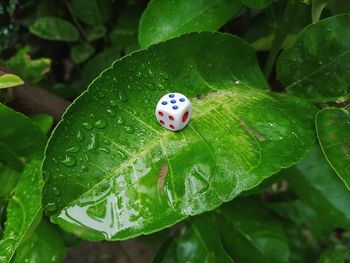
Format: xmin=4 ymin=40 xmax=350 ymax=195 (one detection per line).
xmin=263 ymin=0 xmax=299 ymax=80
xmin=64 ymin=0 xmax=88 ymax=42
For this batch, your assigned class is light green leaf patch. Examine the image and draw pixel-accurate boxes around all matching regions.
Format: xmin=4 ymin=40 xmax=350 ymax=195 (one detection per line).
xmin=316 ymin=107 xmax=350 ymax=190
xmin=43 ymin=32 xmax=316 ymax=241
xmin=0 ymin=74 xmax=23 ymax=89
xmin=0 ymin=161 xmax=43 ymax=263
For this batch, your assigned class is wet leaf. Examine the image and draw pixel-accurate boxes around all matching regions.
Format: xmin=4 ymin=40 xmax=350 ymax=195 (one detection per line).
xmin=0 ymin=73 xmax=23 ymax=89
xmin=218 ymin=199 xmax=289 ymax=263
xmin=0 ymin=103 xmax=46 ymax=160
xmin=85 ymin=26 xmax=106 ymax=42
xmin=242 ymin=0 xmax=272 ymax=9
xmin=29 ymin=17 xmax=79 ymax=42
xmin=138 ymin=0 xmax=242 ymax=48
xmin=288 ymin=145 xmax=350 ymax=230
xmin=316 ymin=246 xmax=350 ymax=263
xmin=155 ymin=214 xmax=232 ymax=263
xmin=277 ymin=15 xmax=350 ymax=101
xmin=316 ymin=107 xmax=350 ymax=190
xmin=43 ymin=32 xmax=316 ymax=241
xmin=0 ymin=161 xmax=43 ymax=263
xmin=16 ymin=219 xmax=66 ymax=263
xmin=70 ymin=0 xmax=112 ymax=26
xmin=6 ymin=46 xmax=51 ymax=83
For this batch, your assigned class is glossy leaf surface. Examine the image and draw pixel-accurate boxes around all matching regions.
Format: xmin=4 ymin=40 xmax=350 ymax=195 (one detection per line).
xmin=138 ymin=0 xmax=242 ymax=48
xmin=0 ymin=161 xmax=43 ymax=263
xmin=156 ymin=214 xmax=231 ymax=263
xmin=0 ymin=74 xmax=23 ymax=89
xmin=288 ymin=146 xmax=350 ymax=230
xmin=277 ymin=15 xmax=350 ymax=101
xmin=43 ymin=32 xmax=316 ymax=241
xmin=218 ymin=199 xmax=289 ymax=263
xmin=16 ymin=219 xmax=66 ymax=263
xmin=0 ymin=103 xmax=46 ymax=160
xmin=316 ymin=107 xmax=350 ymax=190
xmin=29 ymin=17 xmax=79 ymax=42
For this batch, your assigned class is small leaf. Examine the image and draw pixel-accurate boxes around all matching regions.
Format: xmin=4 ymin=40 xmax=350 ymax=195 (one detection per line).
xmin=0 ymin=103 xmax=47 ymax=160
xmin=155 ymin=214 xmax=232 ymax=263
xmin=70 ymin=0 xmax=112 ymax=26
xmin=0 ymin=160 xmax=43 ymax=263
xmin=30 ymin=114 xmax=54 ymax=135
xmin=277 ymin=15 xmax=350 ymax=101
xmin=316 ymin=246 xmax=350 ymax=263
xmin=218 ymin=199 xmax=290 ymax=263
xmin=242 ymin=0 xmax=272 ymax=9
xmin=138 ymin=0 xmax=242 ymax=48
xmin=15 ymin=219 xmax=67 ymax=263
xmin=0 ymin=73 xmax=23 ymax=89
xmin=43 ymin=32 xmax=317 ymax=240
xmin=316 ymin=107 xmax=350 ymax=190
xmin=6 ymin=46 xmax=51 ymax=83
xmin=288 ymin=145 xmax=350 ymax=230
xmin=70 ymin=43 xmax=95 ymax=64
xmin=29 ymin=17 xmax=79 ymax=42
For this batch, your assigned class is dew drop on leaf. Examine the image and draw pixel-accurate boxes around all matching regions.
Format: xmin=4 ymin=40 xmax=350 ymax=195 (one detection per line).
xmin=65 ymin=145 xmax=80 ymax=153
xmin=61 ymin=155 xmax=76 ymax=167
xmin=53 ymin=186 xmax=61 ymax=196
xmin=82 ymin=121 xmax=93 ymax=130
xmin=106 ymin=109 xmax=116 ymax=117
xmin=95 ymin=119 xmax=107 ymax=129
xmin=109 ymin=99 xmax=118 ymax=107
xmin=76 ymin=130 xmax=84 ymax=142
xmin=124 ymin=125 xmax=135 ymax=134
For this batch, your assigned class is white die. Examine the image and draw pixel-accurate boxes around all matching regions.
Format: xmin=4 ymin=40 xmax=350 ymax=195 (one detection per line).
xmin=155 ymin=93 xmax=192 ymax=131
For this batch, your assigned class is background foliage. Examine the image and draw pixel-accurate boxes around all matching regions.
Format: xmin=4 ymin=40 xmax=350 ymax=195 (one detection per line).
xmin=0 ymin=0 xmax=349 ymax=262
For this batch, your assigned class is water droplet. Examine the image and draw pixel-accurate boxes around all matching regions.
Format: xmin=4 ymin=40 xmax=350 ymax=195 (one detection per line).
xmin=65 ymin=145 xmax=80 ymax=153
xmin=110 ymin=99 xmax=118 ymax=107
xmin=61 ymin=155 xmax=76 ymax=167
xmin=82 ymin=121 xmax=93 ymax=130
xmin=118 ymin=91 xmax=128 ymax=102
xmin=117 ymin=115 xmax=124 ymax=124
xmin=76 ymin=131 xmax=84 ymax=142
xmin=124 ymin=125 xmax=135 ymax=134
xmin=88 ymin=133 xmax=98 ymax=151
xmin=90 ymin=113 xmax=96 ymax=119
xmin=136 ymin=71 xmax=142 ymax=78
xmin=95 ymin=119 xmax=107 ymax=129
xmin=106 ymin=109 xmax=116 ymax=117
xmin=99 ymin=147 xmax=111 ymax=154
xmin=81 ymin=165 xmax=89 ymax=172
xmin=98 ymin=92 xmax=105 ymax=98
xmin=148 ymin=68 xmax=154 ymax=78
xmin=52 ymin=157 xmax=58 ymax=164
xmin=45 ymin=202 xmax=57 ymax=212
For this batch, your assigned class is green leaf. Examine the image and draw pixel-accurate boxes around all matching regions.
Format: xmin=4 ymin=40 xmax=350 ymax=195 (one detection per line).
xmin=29 ymin=17 xmax=79 ymax=42
xmin=6 ymin=46 xmax=51 ymax=83
xmin=217 ymin=199 xmax=289 ymax=263
xmin=0 ymin=160 xmax=43 ymax=263
xmin=0 ymin=103 xmax=46 ymax=160
xmin=287 ymin=145 xmax=350 ymax=230
xmin=70 ymin=0 xmax=112 ymax=26
xmin=0 ymin=74 xmax=23 ymax=89
xmin=43 ymin=32 xmax=316 ymax=241
xmin=0 ymin=163 xmax=21 ymax=198
xmin=0 ymin=142 xmax=24 ymax=172
xmin=82 ymin=47 xmax=120 ymax=86
xmin=312 ymin=0 xmax=331 ymax=23
xmin=316 ymin=107 xmax=350 ymax=190
xmin=30 ymin=114 xmax=54 ymax=135
xmin=138 ymin=0 xmax=242 ymax=48
xmin=277 ymin=15 xmax=350 ymax=101
xmin=15 ymin=219 xmax=67 ymax=263
xmin=155 ymin=214 xmax=232 ymax=263
xmin=242 ymin=0 xmax=272 ymax=9
xmin=70 ymin=43 xmax=95 ymax=64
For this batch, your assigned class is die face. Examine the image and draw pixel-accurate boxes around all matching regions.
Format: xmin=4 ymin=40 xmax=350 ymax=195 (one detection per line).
xmin=155 ymin=93 xmax=192 ymax=131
